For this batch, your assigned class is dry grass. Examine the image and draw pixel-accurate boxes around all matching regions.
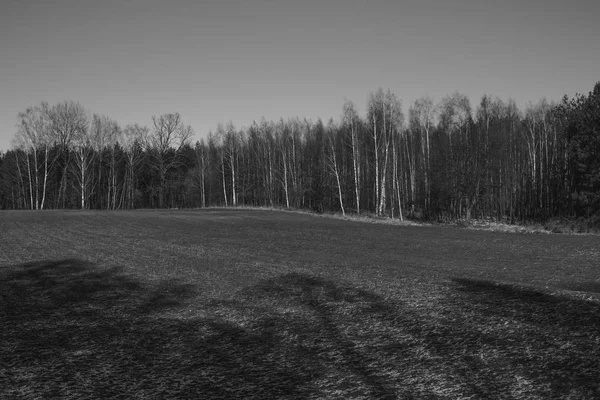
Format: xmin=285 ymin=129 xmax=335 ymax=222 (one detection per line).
xmin=1 ymin=209 xmax=599 ymax=399
xmin=204 ymin=206 xmax=600 ymax=235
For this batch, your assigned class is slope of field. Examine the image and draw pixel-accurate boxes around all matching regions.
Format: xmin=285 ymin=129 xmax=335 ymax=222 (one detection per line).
xmin=1 ymin=209 xmax=599 ymax=399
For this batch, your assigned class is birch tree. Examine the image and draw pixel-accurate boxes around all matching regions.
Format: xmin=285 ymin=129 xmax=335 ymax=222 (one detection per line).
xmin=409 ymin=97 xmax=436 ymax=212
xmin=49 ymin=101 xmax=88 ymax=208
xmin=276 ymin=119 xmax=291 ymax=209
xmin=71 ymin=114 xmax=93 ymax=209
xmin=14 ymin=102 xmax=52 ymax=210
xmin=121 ymin=124 xmax=147 ymax=208
xmin=384 ymin=91 xmax=404 ymax=219
xmin=146 ymin=113 xmax=192 ymax=208
xmin=367 ymin=89 xmax=384 ymax=214
xmin=225 ymin=122 xmax=239 ymax=206
xmin=326 ymin=128 xmax=345 ymax=216
xmin=342 ymin=100 xmax=361 ymax=214
xmin=194 ymin=139 xmax=209 ymax=208
xmin=90 ymin=114 xmax=120 ymax=209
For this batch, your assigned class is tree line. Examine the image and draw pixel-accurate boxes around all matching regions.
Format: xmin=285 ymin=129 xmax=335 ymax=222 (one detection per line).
xmin=1 ymin=83 xmax=599 ymax=222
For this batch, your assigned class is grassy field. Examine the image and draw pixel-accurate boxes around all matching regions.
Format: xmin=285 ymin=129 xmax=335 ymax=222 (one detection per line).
xmin=1 ymin=209 xmax=599 ymax=399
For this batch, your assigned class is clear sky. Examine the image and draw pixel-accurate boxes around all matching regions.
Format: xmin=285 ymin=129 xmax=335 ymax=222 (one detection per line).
xmin=1 ymin=0 xmax=598 ymax=151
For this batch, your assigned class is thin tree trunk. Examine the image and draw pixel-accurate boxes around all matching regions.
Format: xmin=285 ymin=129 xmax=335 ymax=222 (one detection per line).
xmin=283 ymin=147 xmax=290 ymax=209
xmin=396 ymin=168 xmax=403 ymax=221
xmin=291 ymin=126 xmax=298 ymax=205
xmin=25 ymin=152 xmax=34 ymax=210
xmin=373 ymin=118 xmax=379 ymax=214
xmin=59 ymin=153 xmax=70 ymax=209
xmin=111 ymin=149 xmax=117 ymax=210
xmin=393 ymin=132 xmax=403 ymax=221
xmin=351 ymin=119 xmax=360 ymax=215
xmin=80 ymin=153 xmax=86 ymax=209
xmin=14 ymin=152 xmax=26 ymax=209
xmin=200 ymin=155 xmax=206 ymax=208
xmin=221 ymin=154 xmax=228 ymax=206
xmin=33 ymin=147 xmax=39 ymax=209
xmin=230 ymin=149 xmax=236 ymax=207
xmin=328 ymin=137 xmax=345 ymax=216
xmin=267 ymin=146 xmax=273 ymax=207
xmin=41 ymin=146 xmax=48 ymax=210
xmin=98 ymin=153 xmax=103 ymax=209
xmin=378 ymin=136 xmax=390 ymax=215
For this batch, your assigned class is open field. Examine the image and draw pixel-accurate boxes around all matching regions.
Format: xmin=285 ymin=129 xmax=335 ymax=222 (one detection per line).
xmin=1 ymin=209 xmax=599 ymax=399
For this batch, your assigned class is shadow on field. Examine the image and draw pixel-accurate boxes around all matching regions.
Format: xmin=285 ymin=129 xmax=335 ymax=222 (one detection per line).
xmin=0 ymin=259 xmax=401 ymax=399
xmin=451 ymin=277 xmax=600 ymax=331
xmin=559 ymin=281 xmax=600 ymax=294
xmin=450 ymin=277 xmax=600 ymax=396
xmin=2 ymin=260 xmax=600 ymax=399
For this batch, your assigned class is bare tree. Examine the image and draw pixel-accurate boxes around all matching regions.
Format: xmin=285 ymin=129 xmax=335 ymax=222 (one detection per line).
xmin=225 ymin=121 xmax=239 ymax=207
xmin=146 ymin=113 xmax=192 ymax=208
xmin=71 ymin=115 xmax=93 ymax=209
xmin=10 ymin=135 xmax=34 ymax=210
xmin=410 ymin=96 xmax=436 ymax=212
xmin=13 ymin=102 xmax=52 ymax=209
xmin=194 ymin=139 xmax=209 ymax=208
xmin=369 ymin=89 xmax=404 ymax=216
xmin=342 ymin=100 xmax=361 ymax=214
xmin=437 ymin=93 xmax=472 ymax=218
xmin=121 ymin=124 xmax=148 ymax=208
xmin=41 ymin=102 xmax=91 ymax=209
xmin=523 ymin=99 xmax=553 ymax=214
xmin=213 ymin=125 xmax=229 ymax=207
xmin=326 ymin=127 xmax=345 ymax=216
xmin=368 ymin=89 xmax=384 ymax=214
xmin=49 ymin=101 xmax=89 ymax=208
xmin=384 ymin=91 xmax=404 ymax=219
xmin=276 ymin=119 xmax=291 ymax=209
xmin=90 ymin=114 xmax=120 ymax=209
xmin=259 ymin=118 xmax=275 ymax=207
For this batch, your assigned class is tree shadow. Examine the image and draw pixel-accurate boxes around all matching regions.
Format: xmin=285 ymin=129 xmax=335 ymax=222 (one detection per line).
xmin=1 ymin=260 xmax=403 ymax=399
xmin=450 ymin=277 xmax=600 ymax=397
xmin=559 ymin=281 xmax=600 ymax=294
xmin=451 ymin=277 xmax=600 ymax=332
xmin=2 ymin=260 xmax=600 ymax=398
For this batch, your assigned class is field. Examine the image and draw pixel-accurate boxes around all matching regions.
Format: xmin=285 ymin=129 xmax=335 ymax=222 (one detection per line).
xmin=1 ymin=209 xmax=599 ymax=399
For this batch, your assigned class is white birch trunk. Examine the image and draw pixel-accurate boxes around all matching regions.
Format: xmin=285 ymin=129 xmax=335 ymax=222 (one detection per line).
xmin=41 ymin=146 xmax=48 ymax=210
xmin=221 ymin=154 xmax=228 ymax=206
xmin=25 ymin=153 xmax=33 ymax=210
xmin=351 ymin=119 xmax=360 ymax=215
xmin=283 ymin=148 xmax=290 ymax=209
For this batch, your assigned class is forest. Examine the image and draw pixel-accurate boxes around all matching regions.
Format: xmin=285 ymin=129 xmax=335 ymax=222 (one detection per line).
xmin=1 ymin=82 xmax=599 ymax=222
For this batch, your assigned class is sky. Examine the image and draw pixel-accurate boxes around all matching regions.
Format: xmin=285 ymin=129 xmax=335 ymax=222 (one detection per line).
xmin=1 ymin=0 xmax=599 ymax=151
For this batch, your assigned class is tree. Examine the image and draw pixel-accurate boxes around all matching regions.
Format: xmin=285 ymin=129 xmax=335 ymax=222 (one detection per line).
xmin=194 ymin=139 xmax=209 ymax=208
xmin=565 ymin=82 xmax=600 ymax=216
xmin=90 ymin=114 xmax=121 ymax=209
xmin=368 ymin=89 xmax=404 ymax=216
xmin=49 ymin=101 xmax=89 ymax=208
xmin=2 ymin=83 xmax=598 ymax=218
xmin=276 ymin=119 xmax=291 ymax=209
xmin=436 ymin=92 xmax=473 ymax=218
xmin=342 ymin=100 xmax=361 ymax=214
xmin=70 ymin=114 xmax=93 ymax=209
xmin=13 ymin=102 xmax=53 ymax=210
xmin=121 ymin=124 xmax=148 ymax=209
xmin=409 ymin=97 xmax=436 ymax=213
xmin=326 ymin=123 xmax=345 ymax=216
xmin=385 ymin=91 xmax=404 ymax=220
xmin=224 ymin=122 xmax=239 ymax=207
xmin=367 ymin=89 xmax=384 ymax=215
xmin=146 ymin=113 xmax=192 ymax=208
